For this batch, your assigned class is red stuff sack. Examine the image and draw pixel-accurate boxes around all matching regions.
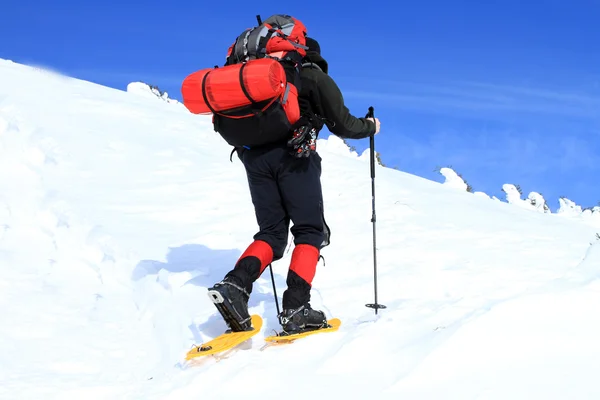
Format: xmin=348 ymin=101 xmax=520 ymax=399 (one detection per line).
xmin=181 ymin=14 xmax=307 ymax=149
xmin=181 ymin=58 xmax=299 ymax=123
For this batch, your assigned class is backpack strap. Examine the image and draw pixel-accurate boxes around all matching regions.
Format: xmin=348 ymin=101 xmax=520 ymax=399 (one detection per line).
xmin=229 ymin=145 xmax=251 ymax=162
xmin=301 ymin=61 xmax=323 ymax=72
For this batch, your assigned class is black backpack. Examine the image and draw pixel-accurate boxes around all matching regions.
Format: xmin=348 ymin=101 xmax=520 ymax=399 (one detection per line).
xmin=181 ymin=15 xmax=309 ymax=149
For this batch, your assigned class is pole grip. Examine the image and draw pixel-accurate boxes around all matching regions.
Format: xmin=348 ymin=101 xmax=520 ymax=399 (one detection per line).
xmin=367 ymin=107 xmax=375 ymax=180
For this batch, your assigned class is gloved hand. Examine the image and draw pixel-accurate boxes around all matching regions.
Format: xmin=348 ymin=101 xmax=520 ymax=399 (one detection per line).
xmin=288 ymin=124 xmax=317 ymax=158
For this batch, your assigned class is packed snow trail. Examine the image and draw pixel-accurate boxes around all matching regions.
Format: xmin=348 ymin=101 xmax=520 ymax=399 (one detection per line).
xmin=2 ymin=58 xmax=600 ymax=399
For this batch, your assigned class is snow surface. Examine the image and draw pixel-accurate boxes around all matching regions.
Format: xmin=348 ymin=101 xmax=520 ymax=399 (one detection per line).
xmin=2 ymin=57 xmax=600 ymax=399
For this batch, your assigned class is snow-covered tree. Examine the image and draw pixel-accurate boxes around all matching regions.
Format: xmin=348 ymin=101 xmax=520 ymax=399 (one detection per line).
xmin=557 ymin=197 xmax=583 ymax=217
xmin=502 ymin=184 xmax=527 ymax=206
xmin=126 ymin=82 xmax=182 ymax=105
xmin=501 ymin=184 xmax=550 ymax=213
xmin=341 ymin=138 xmax=357 ymax=154
xmin=527 ymin=192 xmax=550 ymax=213
xmin=375 ymin=151 xmax=385 ymax=167
xmin=438 ymin=167 xmax=473 ymax=193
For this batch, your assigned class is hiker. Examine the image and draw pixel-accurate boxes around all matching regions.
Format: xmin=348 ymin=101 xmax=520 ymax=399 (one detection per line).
xmin=207 ymin=34 xmax=381 ymax=335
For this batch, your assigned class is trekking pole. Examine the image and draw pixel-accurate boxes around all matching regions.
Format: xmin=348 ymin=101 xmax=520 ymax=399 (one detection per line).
xmin=268 ymin=264 xmax=281 ymax=315
xmin=364 ymin=106 xmax=386 ymax=315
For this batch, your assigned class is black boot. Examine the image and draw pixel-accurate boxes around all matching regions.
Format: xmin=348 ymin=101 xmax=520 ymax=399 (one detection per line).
xmin=278 ymin=303 xmax=328 ymax=334
xmin=208 ymin=276 xmax=252 ymax=332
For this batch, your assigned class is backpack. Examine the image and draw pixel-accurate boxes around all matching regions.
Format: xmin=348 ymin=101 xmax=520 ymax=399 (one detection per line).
xmin=181 ymin=14 xmax=308 ymax=150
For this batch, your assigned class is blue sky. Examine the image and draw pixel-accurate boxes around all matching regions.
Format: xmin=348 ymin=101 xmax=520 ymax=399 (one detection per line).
xmin=2 ymin=0 xmax=600 ymax=210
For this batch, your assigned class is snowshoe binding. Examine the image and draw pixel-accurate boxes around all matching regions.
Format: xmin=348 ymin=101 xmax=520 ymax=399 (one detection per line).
xmin=277 ymin=304 xmax=330 ymax=335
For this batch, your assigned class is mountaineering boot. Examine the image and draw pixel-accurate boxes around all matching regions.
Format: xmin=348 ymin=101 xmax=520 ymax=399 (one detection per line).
xmin=207 ymin=276 xmax=251 ymax=332
xmin=278 ymin=303 xmax=328 ymax=335
xmin=207 ymin=240 xmax=273 ymax=332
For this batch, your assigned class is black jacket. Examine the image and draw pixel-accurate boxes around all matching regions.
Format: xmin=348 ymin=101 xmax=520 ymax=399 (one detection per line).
xmin=298 ymin=52 xmax=375 ymax=140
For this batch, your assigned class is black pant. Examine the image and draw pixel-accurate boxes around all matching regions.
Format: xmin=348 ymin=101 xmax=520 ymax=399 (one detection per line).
xmin=239 ymin=143 xmax=330 ymax=260
xmin=228 ymin=143 xmax=330 ymax=309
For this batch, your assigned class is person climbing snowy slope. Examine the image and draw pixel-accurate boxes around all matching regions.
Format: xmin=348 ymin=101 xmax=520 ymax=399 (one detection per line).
xmin=181 ymin=15 xmax=380 ymax=335
xmin=208 ymin=34 xmax=380 ymax=335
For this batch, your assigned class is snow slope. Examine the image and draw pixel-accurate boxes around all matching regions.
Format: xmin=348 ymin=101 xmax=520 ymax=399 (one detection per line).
xmin=2 ymin=57 xmax=600 ymax=400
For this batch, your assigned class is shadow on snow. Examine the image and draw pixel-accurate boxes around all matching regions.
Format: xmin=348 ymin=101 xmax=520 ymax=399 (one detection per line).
xmin=131 ymin=243 xmax=289 ymax=338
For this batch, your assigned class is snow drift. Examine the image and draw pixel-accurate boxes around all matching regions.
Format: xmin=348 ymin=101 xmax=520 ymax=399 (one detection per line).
xmin=127 ymin=81 xmax=183 ymax=106
xmin=2 ymin=57 xmax=600 ymax=399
